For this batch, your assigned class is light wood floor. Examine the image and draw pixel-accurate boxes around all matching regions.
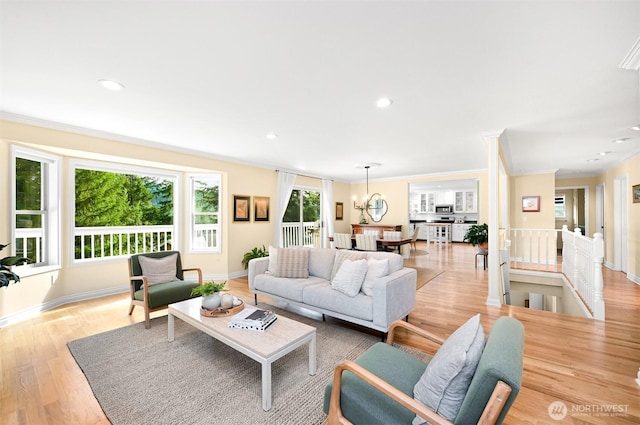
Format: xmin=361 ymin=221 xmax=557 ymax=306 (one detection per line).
xmin=1 ymin=241 xmax=639 ymax=424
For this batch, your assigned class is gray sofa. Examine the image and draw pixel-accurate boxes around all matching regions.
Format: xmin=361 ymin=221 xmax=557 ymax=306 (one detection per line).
xmin=248 ymin=248 xmax=417 ymax=333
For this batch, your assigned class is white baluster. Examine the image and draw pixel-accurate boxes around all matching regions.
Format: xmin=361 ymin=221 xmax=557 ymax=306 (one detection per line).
xmin=592 ymin=233 xmax=605 ymax=320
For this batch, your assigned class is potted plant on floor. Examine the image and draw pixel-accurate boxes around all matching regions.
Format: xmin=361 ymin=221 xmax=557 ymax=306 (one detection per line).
xmin=241 ymin=245 xmax=269 ymax=269
xmin=191 ymin=281 xmax=228 ymax=310
xmin=463 ymin=223 xmax=488 ymax=254
xmin=1 ymin=243 xmax=34 ymax=288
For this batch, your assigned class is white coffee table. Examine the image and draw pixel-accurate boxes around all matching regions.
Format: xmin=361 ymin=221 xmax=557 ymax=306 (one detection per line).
xmin=167 ymin=297 xmax=317 ymax=411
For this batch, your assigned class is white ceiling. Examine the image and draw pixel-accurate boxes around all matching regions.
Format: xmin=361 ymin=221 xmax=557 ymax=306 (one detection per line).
xmin=1 ymin=1 xmax=639 ymax=182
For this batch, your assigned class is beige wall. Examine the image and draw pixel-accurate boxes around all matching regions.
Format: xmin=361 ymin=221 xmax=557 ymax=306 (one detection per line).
xmin=509 ymin=173 xmax=556 ymax=230
xmin=598 ymin=155 xmax=640 ymax=281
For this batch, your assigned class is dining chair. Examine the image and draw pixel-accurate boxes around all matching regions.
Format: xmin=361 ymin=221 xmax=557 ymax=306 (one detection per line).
xmin=334 ymin=233 xmax=354 ymax=250
xmin=410 ymin=227 xmax=420 ymax=251
xmin=383 ymin=231 xmax=402 ymax=241
xmin=355 ymin=234 xmax=378 ymax=251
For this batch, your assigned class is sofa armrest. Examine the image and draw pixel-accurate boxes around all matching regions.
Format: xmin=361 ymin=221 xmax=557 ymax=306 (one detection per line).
xmin=370 ymin=268 xmax=417 ymax=329
xmin=248 ymin=257 xmax=270 ymax=291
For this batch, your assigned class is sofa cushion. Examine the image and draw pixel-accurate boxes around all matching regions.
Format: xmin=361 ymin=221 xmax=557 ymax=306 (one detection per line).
xmin=274 ymin=247 xmax=310 ymax=278
xmin=361 ymin=258 xmax=390 ymax=296
xmin=366 ymin=251 xmax=403 ymax=274
xmin=331 ymin=259 xmax=368 ymax=297
xmin=138 ymin=253 xmax=179 ymax=286
xmin=331 ymin=250 xmax=367 ymax=280
xmin=412 ymin=314 xmax=485 ymax=424
xmin=254 ymin=274 xmax=325 ymax=302
xmin=302 ymin=282 xmax=373 ymax=321
xmin=308 ymin=248 xmax=336 ymax=280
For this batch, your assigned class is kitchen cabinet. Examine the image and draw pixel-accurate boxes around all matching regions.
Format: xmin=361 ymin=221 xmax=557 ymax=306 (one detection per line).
xmin=452 ymin=223 xmax=472 ymax=242
xmin=454 ymin=190 xmax=477 ymax=213
xmin=419 ymin=192 xmax=436 ymax=213
xmin=435 ymin=191 xmax=454 ymax=205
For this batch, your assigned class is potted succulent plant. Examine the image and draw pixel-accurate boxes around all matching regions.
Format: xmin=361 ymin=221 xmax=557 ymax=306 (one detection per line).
xmin=1 ymin=243 xmax=33 ymax=288
xmin=241 ymin=245 xmax=269 ymax=270
xmin=463 ymin=223 xmax=488 ymax=254
xmin=191 ymin=281 xmax=228 ymax=310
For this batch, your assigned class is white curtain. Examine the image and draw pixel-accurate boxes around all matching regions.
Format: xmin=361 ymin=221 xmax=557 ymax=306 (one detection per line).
xmin=321 ymin=178 xmax=335 ymax=248
xmin=273 ymin=171 xmax=297 ymax=247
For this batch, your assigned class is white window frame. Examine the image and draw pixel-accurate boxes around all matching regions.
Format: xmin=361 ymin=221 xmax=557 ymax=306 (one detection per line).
xmin=69 ymin=159 xmax=180 ymax=264
xmin=11 ymin=145 xmax=62 ymax=276
xmin=555 ymin=194 xmax=566 ymax=218
xmin=188 ymin=174 xmax=222 ymax=253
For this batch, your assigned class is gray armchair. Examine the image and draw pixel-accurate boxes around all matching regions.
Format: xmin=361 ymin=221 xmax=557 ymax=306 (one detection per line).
xmin=324 ymin=316 xmax=524 ymax=425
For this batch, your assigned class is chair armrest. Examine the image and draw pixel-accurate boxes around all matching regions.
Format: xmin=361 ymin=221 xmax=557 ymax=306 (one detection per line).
xmin=182 ymin=267 xmax=203 ymax=283
xmin=129 ymin=275 xmax=150 ymax=299
xmin=327 ymin=360 xmax=454 ymax=425
xmin=387 ymin=320 xmax=446 ymax=346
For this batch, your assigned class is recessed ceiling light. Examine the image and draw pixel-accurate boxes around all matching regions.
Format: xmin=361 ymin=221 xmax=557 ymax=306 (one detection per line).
xmin=631 ymin=125 xmax=640 ymax=131
xmin=99 ymin=79 xmax=124 ymax=91
xmin=266 ymin=132 xmax=278 ymax=140
xmin=586 ymin=158 xmax=600 ymax=163
xmin=612 ymin=138 xmax=629 ymax=144
xmin=599 ymin=151 xmax=611 ymax=156
xmin=376 ymin=98 xmax=393 ymax=108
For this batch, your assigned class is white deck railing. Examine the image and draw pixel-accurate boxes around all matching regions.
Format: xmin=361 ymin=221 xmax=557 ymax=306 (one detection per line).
xmin=561 ymin=225 xmax=605 ymax=320
xmin=282 ymin=222 xmax=320 ymax=248
xmin=74 ymin=225 xmax=175 ymax=260
xmin=508 ymin=228 xmax=560 ymax=271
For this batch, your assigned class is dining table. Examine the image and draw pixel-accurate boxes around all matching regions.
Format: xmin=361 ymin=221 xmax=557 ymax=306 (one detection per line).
xmin=329 ymin=235 xmax=411 ymax=253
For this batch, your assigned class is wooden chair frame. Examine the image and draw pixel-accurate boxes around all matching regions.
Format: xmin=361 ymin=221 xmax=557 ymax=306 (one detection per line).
xmin=128 ymin=257 xmax=202 ymax=328
xmin=327 ymin=320 xmax=513 ymax=425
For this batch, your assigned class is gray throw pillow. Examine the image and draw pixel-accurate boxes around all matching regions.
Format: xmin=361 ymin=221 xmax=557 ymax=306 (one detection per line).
xmin=274 ymin=248 xmax=310 ymax=278
xmin=412 ymin=314 xmax=485 ymax=424
xmin=138 ymin=253 xmax=179 ymax=286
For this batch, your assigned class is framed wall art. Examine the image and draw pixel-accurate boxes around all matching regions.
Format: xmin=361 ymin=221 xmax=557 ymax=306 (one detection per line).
xmin=253 ymin=196 xmax=270 ymax=222
xmin=633 ymin=184 xmax=640 ymax=204
xmin=233 ymin=195 xmax=251 ymax=222
xmin=335 ymin=202 xmax=344 ymax=220
xmin=522 ymin=196 xmax=540 ymax=212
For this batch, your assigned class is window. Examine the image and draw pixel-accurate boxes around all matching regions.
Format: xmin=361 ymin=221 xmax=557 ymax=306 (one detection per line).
xmin=282 ymin=188 xmax=321 ymax=247
xmin=12 ymin=146 xmax=61 ymax=272
xmin=189 ymin=175 xmax=221 ymax=252
xmin=555 ymin=195 xmax=566 ymax=218
xmin=72 ymin=161 xmax=178 ymax=262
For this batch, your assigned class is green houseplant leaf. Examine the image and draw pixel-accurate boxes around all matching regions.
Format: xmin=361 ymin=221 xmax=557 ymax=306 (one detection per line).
xmin=190 ymin=281 xmax=227 ymax=297
xmin=241 ymin=245 xmax=269 ymax=270
xmin=463 ymin=223 xmax=488 ymax=246
xmin=1 ymin=243 xmax=34 ymax=288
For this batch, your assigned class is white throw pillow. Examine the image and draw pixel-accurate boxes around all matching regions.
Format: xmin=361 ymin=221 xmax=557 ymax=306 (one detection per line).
xmin=138 ymin=253 xmax=179 ymax=286
xmin=412 ymin=314 xmax=486 ymax=424
xmin=331 ymin=250 xmax=368 ymax=280
xmin=361 ymin=258 xmax=390 ymax=296
xmin=267 ymin=245 xmax=278 ymax=274
xmin=331 ymin=259 xmax=368 ymax=297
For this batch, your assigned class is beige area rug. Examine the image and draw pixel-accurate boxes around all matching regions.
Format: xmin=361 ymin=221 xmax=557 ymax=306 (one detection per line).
xmin=67 ymin=303 xmax=379 ymax=425
xmin=412 ymin=267 xmax=445 ymax=291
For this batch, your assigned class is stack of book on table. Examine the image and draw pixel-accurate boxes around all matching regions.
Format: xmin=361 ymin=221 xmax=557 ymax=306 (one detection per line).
xmin=228 ymin=307 xmax=277 ymax=331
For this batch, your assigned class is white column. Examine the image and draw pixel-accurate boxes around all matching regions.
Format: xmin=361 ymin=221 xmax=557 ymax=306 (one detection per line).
xmin=484 ymin=131 xmax=504 ymax=307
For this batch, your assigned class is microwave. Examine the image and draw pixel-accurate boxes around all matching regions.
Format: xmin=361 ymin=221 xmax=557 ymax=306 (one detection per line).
xmin=435 ymin=205 xmax=454 ymax=214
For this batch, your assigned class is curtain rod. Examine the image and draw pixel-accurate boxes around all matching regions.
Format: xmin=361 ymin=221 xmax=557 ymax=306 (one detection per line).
xmin=275 ymin=169 xmax=333 ymax=182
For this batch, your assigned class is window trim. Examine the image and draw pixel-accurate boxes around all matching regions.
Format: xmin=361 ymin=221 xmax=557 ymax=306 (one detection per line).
xmin=555 ymin=194 xmax=566 ymax=218
xmin=69 ymin=159 xmax=181 ymax=265
xmin=188 ymin=174 xmax=222 ymax=253
xmin=11 ymin=145 xmax=62 ymax=276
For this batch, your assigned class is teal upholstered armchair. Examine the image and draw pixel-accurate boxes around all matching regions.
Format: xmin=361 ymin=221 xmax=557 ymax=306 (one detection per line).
xmin=324 ymin=316 xmax=524 ymax=425
xmin=128 ymin=251 xmax=202 ymax=328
